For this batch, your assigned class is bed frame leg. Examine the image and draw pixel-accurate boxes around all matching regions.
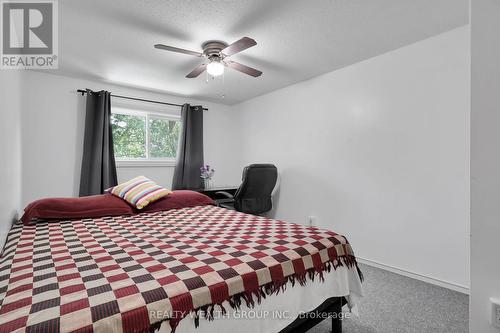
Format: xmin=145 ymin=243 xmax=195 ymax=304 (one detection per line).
xmin=331 ymin=298 xmax=343 ymax=333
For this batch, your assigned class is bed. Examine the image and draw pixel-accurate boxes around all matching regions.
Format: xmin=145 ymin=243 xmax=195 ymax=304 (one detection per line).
xmin=0 ymin=203 xmax=362 ymax=333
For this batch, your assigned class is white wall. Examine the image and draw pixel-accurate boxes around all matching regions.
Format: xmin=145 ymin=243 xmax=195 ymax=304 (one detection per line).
xmin=0 ymin=71 xmax=23 ymax=247
xmin=19 ymin=71 xmax=241 ymax=208
xmin=233 ymin=27 xmax=470 ymax=289
xmin=470 ymin=1 xmax=500 ymax=332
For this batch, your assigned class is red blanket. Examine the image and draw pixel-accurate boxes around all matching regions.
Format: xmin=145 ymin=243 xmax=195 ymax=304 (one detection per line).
xmin=0 ymin=205 xmax=361 ymax=332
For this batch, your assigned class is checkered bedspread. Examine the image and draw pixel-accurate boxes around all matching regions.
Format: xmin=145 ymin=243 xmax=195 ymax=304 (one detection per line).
xmin=0 ymin=205 xmax=361 ymax=333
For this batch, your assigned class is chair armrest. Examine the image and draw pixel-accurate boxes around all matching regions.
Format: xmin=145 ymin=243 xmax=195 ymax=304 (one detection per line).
xmin=215 ymin=198 xmax=235 ymax=206
xmin=215 ymin=191 xmax=234 ymax=199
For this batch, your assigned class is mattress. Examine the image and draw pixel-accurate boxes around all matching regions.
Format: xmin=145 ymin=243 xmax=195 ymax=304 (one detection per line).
xmin=168 ymin=265 xmax=362 ymax=333
xmin=0 ymin=205 xmax=363 ymax=332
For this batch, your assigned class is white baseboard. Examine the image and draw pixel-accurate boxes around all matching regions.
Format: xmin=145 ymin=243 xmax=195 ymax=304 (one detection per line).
xmin=356 ymin=257 xmax=469 ymax=295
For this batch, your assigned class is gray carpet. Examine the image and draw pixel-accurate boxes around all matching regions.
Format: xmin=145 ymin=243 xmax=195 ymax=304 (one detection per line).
xmin=308 ymin=264 xmax=469 ymax=333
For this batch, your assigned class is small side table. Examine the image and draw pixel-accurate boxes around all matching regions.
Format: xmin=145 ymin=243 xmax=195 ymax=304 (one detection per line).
xmin=192 ymin=186 xmax=238 ymax=200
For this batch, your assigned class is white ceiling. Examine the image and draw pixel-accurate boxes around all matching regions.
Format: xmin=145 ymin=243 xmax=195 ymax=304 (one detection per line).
xmin=58 ymin=0 xmax=468 ymax=105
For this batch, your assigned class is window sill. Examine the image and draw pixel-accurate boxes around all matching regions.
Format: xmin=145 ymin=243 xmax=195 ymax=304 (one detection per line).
xmin=116 ymin=160 xmax=176 ymax=168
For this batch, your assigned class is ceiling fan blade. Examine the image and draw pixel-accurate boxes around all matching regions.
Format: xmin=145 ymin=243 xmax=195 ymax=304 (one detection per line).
xmin=222 ymin=37 xmax=257 ymax=57
xmin=186 ymin=63 xmax=207 ymax=78
xmin=154 ymin=44 xmax=203 ymax=57
xmin=227 ymin=61 xmax=262 ymax=77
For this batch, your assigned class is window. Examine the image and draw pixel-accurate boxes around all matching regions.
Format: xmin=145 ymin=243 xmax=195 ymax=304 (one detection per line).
xmin=111 ymin=113 xmax=147 ymax=159
xmin=149 ymin=116 xmax=181 ymax=159
xmin=111 ymin=108 xmax=181 ymax=166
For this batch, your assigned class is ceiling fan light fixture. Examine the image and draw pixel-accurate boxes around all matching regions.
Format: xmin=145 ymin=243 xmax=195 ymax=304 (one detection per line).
xmin=155 ymin=37 xmax=261 ymax=78
xmin=207 ymin=60 xmax=224 ymax=76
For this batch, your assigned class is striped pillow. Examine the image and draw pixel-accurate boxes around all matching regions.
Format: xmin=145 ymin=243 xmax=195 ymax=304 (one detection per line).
xmin=108 ymin=176 xmax=172 ymax=209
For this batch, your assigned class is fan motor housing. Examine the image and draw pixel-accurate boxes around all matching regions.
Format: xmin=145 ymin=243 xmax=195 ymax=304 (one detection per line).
xmin=202 ymin=41 xmax=228 ymax=58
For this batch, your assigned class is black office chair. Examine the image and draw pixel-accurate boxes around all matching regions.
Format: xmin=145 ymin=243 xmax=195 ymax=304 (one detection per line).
xmin=216 ymin=164 xmax=278 ymax=215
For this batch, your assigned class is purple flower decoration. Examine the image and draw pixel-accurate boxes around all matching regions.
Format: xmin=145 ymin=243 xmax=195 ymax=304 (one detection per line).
xmin=200 ymin=164 xmax=215 ymax=179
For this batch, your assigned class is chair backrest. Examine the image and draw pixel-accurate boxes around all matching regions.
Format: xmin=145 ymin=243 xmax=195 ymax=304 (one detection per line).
xmin=233 ymin=164 xmax=278 ymax=214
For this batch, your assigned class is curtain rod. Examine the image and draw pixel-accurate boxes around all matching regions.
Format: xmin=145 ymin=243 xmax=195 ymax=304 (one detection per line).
xmin=76 ymin=89 xmax=208 ymax=111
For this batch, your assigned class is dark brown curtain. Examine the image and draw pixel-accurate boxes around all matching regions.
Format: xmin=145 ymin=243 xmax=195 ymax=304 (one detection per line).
xmin=172 ymin=104 xmax=204 ymax=190
xmin=79 ymin=90 xmax=118 ymax=196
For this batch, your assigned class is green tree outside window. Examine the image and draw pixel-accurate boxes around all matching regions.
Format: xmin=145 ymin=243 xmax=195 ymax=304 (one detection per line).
xmin=111 ymin=111 xmax=180 ymax=160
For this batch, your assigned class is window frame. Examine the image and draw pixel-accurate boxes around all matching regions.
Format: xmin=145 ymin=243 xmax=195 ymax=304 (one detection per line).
xmin=111 ymin=107 xmax=181 ymax=167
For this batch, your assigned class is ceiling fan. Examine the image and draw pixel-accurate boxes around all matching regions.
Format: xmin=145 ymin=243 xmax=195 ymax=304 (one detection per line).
xmin=154 ymin=37 xmax=262 ymax=78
